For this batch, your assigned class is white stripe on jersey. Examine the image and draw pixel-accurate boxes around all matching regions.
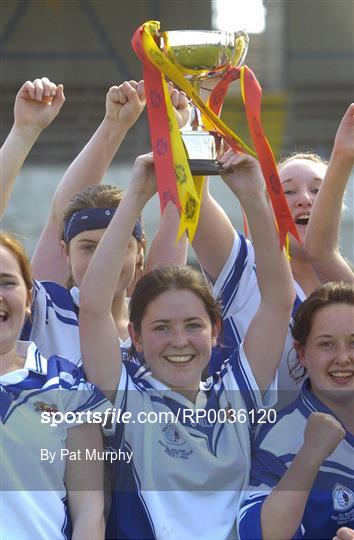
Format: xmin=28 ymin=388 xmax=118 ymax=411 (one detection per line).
xmin=209 ymin=231 xmax=306 ymax=406
xmin=105 ymin=343 xmax=277 ymax=540
xmin=238 ymin=379 xmax=354 ymax=540
xmin=0 ymin=341 xmax=109 ymax=540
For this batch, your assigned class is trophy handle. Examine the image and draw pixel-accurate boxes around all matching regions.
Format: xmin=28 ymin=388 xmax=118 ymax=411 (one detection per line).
xmin=233 ymin=30 xmax=249 ymax=68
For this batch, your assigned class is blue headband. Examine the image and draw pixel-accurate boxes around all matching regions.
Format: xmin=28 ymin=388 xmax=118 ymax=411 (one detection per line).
xmin=63 ymin=208 xmax=143 ymax=243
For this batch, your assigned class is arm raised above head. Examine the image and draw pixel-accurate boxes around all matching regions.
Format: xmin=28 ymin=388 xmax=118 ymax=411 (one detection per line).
xmin=31 ymin=80 xmax=147 ymax=284
xmin=0 ymin=77 xmax=65 ymax=217
xmin=219 ymin=151 xmax=295 ymax=392
xmin=146 ymin=202 xmax=188 ymax=272
xmin=304 ymin=103 xmax=354 ymax=284
xmin=191 ymin=175 xmax=236 ymax=283
xmin=79 ymin=153 xmax=157 ymax=399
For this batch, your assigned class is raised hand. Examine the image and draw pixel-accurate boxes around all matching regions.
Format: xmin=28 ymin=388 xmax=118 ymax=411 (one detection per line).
xmin=104 ymin=80 xmax=146 ymax=130
xmin=303 ymin=412 xmax=346 ymax=464
xmin=167 ymin=83 xmax=190 ymax=128
xmin=127 ymin=152 xmax=157 ymax=204
xmin=332 ymin=103 xmax=354 ymax=161
xmin=14 ymin=77 xmax=65 ymax=134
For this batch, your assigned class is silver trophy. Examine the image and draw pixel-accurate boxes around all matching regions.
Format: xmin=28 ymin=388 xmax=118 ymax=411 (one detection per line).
xmin=160 ymin=29 xmax=249 ymax=175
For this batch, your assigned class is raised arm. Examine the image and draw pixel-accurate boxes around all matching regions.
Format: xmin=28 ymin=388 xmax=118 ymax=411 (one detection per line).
xmin=146 ymin=202 xmax=188 ymax=272
xmin=219 ymin=151 xmax=295 ymax=391
xmin=79 ymin=154 xmax=156 ymax=399
xmin=304 ymin=103 xmax=354 ymax=283
xmin=0 ymin=77 xmax=65 ymax=216
xmin=260 ymin=413 xmax=345 ymax=540
xmin=192 ymin=176 xmax=236 ymax=282
xmin=31 ymin=81 xmax=146 ymax=283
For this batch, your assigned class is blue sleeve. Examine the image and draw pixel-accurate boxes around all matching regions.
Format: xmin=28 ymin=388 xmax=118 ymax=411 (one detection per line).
xmin=238 ymin=440 xmax=304 ymax=539
xmin=51 ymin=357 xmax=109 ymax=419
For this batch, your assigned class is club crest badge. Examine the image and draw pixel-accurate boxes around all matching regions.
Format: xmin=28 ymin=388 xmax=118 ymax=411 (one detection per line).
xmin=332 ymin=483 xmax=354 ymax=511
xmin=33 ymin=401 xmax=58 ymax=414
xmin=162 ymin=424 xmax=185 ymax=445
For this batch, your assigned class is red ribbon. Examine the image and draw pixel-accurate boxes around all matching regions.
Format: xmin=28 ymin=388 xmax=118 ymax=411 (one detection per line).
xmin=132 ymin=25 xmax=180 ymax=212
xmin=209 ymin=66 xmax=300 ymax=247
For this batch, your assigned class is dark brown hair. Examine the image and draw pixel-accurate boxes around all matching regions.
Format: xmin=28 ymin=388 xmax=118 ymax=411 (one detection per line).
xmin=0 ymin=232 xmax=33 ymax=298
xmin=129 ymin=265 xmax=222 ymax=335
xmin=289 ymin=281 xmax=354 ymax=382
xmin=61 ymin=184 xmax=125 ymax=241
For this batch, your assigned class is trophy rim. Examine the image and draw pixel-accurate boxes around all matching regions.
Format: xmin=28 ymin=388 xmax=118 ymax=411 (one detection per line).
xmin=161 ymin=29 xmax=249 ymax=76
xmin=162 ymin=29 xmax=248 ymax=36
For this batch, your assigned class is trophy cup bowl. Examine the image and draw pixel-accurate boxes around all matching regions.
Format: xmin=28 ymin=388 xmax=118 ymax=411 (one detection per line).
xmin=160 ymin=30 xmax=249 ymax=175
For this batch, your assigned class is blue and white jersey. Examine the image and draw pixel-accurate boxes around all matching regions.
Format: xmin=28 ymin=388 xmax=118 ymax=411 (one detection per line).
xmin=238 ymin=379 xmax=354 ymax=539
xmin=208 ymin=231 xmax=306 ymax=404
xmin=20 ymin=279 xmax=81 ymax=365
xmin=104 ymin=344 xmax=277 ymax=540
xmin=0 ymin=341 xmax=108 ymax=540
xmin=21 ymin=281 xmax=133 ymax=366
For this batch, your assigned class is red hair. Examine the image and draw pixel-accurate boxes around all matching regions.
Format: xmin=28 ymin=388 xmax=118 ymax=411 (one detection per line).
xmin=0 ymin=232 xmax=33 ymax=295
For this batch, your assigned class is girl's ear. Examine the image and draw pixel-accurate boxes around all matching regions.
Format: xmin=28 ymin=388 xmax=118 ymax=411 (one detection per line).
xmin=127 ymin=241 xmax=145 ymax=298
xmin=128 ymin=322 xmax=143 ymax=353
xmin=294 ymin=340 xmax=306 ymax=366
xmin=136 ymin=240 xmax=146 ymax=269
xmin=211 ymin=319 xmax=221 ymax=348
xmin=25 ymin=289 xmax=33 ymax=316
xmin=60 ymin=240 xmax=70 ymax=264
xmin=135 ymin=243 xmax=145 ymax=279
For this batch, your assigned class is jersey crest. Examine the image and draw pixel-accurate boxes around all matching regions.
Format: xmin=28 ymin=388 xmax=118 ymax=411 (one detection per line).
xmin=332 ymin=483 xmax=354 ymax=512
xmin=162 ymin=424 xmax=185 ymax=446
xmin=33 ymin=401 xmax=58 ymax=414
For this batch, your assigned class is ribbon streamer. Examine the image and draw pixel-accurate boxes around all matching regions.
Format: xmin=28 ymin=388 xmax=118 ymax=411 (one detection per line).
xmin=132 ymin=21 xmax=299 ymax=247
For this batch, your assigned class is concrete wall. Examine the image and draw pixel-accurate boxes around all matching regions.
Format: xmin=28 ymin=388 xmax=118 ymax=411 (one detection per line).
xmin=3 ymin=164 xmax=353 ymax=267
xmin=2 ymin=0 xmax=353 ymax=268
xmin=285 ymin=0 xmax=354 ymax=88
xmin=1 ymin=0 xmax=212 ymax=85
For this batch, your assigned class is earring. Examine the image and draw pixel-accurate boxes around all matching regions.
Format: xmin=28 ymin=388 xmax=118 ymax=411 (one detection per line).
xmin=25 ymin=306 xmax=31 ymax=317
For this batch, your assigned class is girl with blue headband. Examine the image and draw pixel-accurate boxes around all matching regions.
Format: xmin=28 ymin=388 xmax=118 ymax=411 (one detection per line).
xmin=1 ymin=78 xmax=190 ymax=366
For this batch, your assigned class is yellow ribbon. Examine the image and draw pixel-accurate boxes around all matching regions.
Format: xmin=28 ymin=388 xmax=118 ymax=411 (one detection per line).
xmin=141 ymin=21 xmax=256 ymax=240
xmin=161 ymin=77 xmax=201 ymax=240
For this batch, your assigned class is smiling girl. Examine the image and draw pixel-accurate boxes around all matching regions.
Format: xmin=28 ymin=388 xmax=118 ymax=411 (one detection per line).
xmin=192 ymin=105 xmax=353 ymax=403
xmin=0 ymin=232 xmax=107 ymax=540
xmin=79 ymin=151 xmax=294 ymax=539
xmin=238 ymin=281 xmax=354 ymax=539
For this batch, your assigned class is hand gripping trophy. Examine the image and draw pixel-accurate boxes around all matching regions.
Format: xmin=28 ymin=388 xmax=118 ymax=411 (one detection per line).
xmin=132 ymin=21 xmax=299 ymax=246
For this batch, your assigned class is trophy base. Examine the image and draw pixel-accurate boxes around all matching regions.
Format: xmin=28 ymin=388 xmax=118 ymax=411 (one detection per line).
xmin=188 ymin=159 xmax=221 ymax=176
